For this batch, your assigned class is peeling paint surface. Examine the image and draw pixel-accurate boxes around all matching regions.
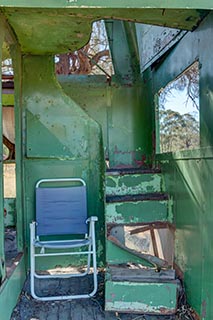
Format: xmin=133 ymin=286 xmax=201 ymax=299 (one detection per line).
xmin=106 ymin=173 xmax=164 ymax=196
xmin=1 ymin=7 xmax=208 ymax=55
xmin=105 ymin=281 xmax=177 ymax=314
xmin=106 ymin=200 xmax=171 ymax=224
xmin=22 ymin=55 xmax=105 ymax=267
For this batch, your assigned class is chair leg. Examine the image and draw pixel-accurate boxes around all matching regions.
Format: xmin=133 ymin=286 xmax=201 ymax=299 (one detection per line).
xmin=30 ymin=222 xmax=40 ymax=300
xmin=86 ymin=242 xmax=92 ymax=274
xmin=89 ymin=222 xmax=98 ymax=297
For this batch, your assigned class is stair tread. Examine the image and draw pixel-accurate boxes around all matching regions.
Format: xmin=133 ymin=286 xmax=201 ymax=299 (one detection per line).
xmin=106 ymin=167 xmax=161 ymax=176
xmin=106 ymin=193 xmax=169 ymax=203
xmin=107 ymin=265 xmax=176 ymax=282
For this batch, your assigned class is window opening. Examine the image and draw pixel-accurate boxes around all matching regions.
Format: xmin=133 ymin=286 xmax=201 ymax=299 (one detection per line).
xmin=55 ymin=20 xmax=114 ymax=77
xmin=157 ymin=61 xmax=199 ymax=153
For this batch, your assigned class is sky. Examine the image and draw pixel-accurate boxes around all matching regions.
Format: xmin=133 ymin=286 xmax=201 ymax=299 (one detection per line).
xmin=160 ymin=87 xmax=199 ymax=121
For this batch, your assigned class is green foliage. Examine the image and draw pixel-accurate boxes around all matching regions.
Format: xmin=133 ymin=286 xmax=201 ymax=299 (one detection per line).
xmin=160 ymin=109 xmax=199 ymax=153
xmin=158 ymin=61 xmax=200 ymax=153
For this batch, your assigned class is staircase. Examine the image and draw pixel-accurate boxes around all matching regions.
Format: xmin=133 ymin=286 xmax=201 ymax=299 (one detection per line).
xmin=105 ymin=168 xmax=180 ymax=315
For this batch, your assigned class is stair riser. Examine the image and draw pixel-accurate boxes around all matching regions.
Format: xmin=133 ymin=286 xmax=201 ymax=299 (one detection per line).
xmin=105 ymin=281 xmax=178 ymax=314
xmin=106 ymin=173 xmax=164 ymax=196
xmin=106 ymin=200 xmax=172 ymax=224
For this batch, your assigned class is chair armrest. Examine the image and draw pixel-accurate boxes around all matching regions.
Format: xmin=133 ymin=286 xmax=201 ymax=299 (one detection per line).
xmin=86 ymin=216 xmax=98 ymax=223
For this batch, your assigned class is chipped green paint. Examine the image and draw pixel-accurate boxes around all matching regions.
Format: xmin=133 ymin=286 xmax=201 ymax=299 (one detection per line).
xmin=106 ymin=173 xmax=164 ymax=196
xmin=106 ymin=200 xmax=171 ymax=224
xmin=22 ymin=55 xmax=105 ymax=267
xmin=1 ymin=7 xmax=208 ymax=55
xmin=167 ymin=196 xmax=174 ymax=223
xmin=4 ymin=198 xmax=16 ymax=227
xmin=153 ymin=14 xmax=213 ymax=318
xmin=105 ymin=281 xmax=178 ymax=314
xmin=60 ymin=76 xmax=154 ymax=167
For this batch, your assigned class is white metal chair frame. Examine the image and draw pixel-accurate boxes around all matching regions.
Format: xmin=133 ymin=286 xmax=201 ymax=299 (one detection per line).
xmin=30 ymin=178 xmax=98 ymax=301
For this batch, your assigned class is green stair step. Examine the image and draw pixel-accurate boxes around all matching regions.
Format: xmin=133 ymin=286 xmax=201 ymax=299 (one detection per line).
xmin=106 ymin=171 xmax=165 ymax=196
xmin=106 ymin=168 xmax=161 ymax=175
xmin=105 ymin=281 xmax=178 ymax=314
xmin=106 ymin=194 xmax=173 ymax=224
xmin=105 ymin=266 xmax=179 ymax=314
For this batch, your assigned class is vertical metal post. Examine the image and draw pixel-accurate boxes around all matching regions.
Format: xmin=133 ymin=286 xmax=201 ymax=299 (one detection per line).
xmin=154 ymin=93 xmax=160 ymax=154
xmin=0 ymin=22 xmax=6 ymax=283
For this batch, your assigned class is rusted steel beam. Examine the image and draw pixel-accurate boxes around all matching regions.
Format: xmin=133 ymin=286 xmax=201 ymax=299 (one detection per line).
xmin=129 ymin=221 xmax=176 ymax=235
xmin=107 ymin=221 xmax=175 ymax=236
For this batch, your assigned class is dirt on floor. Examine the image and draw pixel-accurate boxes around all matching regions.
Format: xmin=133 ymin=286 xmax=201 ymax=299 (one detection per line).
xmin=11 ymin=271 xmax=176 ymax=320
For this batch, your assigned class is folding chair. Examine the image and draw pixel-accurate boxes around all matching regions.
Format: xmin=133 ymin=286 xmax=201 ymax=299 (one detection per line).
xmin=30 ymin=178 xmax=98 ymax=301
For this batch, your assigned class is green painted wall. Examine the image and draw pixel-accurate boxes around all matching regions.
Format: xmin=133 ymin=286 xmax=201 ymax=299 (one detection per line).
xmin=59 ymin=75 xmax=153 ymax=168
xmin=0 ymin=0 xmax=212 ymax=10
xmin=153 ymin=13 xmax=213 ymax=319
xmin=21 ymin=55 xmax=105 ymax=266
xmin=158 ymin=151 xmax=213 ymax=319
xmin=0 ymin=5 xmax=212 ymax=317
xmin=0 ymin=254 xmax=26 ymax=320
